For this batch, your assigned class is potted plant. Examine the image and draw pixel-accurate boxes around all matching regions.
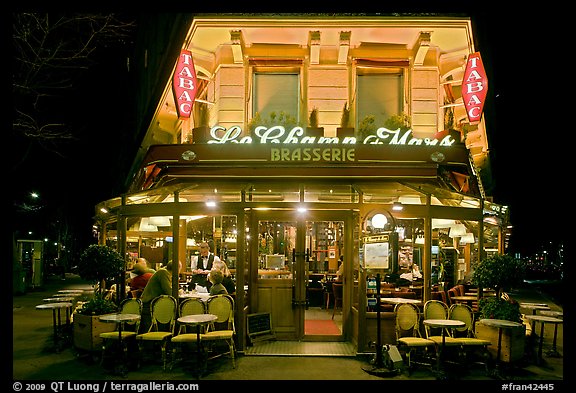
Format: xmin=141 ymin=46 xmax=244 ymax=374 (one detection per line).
xmin=306 ymin=107 xmax=323 ymax=137
xmin=472 ymin=254 xmax=527 ymax=362
xmin=192 ymin=102 xmax=210 ymax=143
xmin=384 ymin=113 xmax=411 ymax=131
xmin=357 ymin=114 xmax=377 ymax=143
xmin=73 ymin=244 xmax=124 ymax=352
xmin=337 ymin=102 xmax=355 ymax=138
xmin=248 ymin=111 xmax=302 ymax=141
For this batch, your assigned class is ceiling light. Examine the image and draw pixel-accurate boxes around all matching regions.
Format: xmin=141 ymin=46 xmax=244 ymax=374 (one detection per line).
xmin=449 ymin=223 xmax=467 ymax=237
xmin=392 ymin=201 xmax=403 ymax=211
xmin=460 ymin=233 xmax=475 ymax=244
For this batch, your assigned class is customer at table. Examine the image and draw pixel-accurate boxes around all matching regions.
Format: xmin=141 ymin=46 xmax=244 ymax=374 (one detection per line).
xmin=212 ymin=260 xmax=236 ymax=295
xmin=190 ymin=242 xmax=221 ymax=290
xmin=128 ymin=262 xmax=153 ymax=298
xmin=140 ymin=261 xmax=181 ymax=333
xmin=208 ymin=269 xmax=228 ymax=296
xmin=335 ymin=256 xmax=344 ymax=282
xmin=136 ymin=257 xmax=156 ymax=274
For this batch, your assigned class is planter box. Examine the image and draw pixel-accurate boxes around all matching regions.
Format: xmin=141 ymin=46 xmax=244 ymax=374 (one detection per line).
xmin=337 ymin=127 xmax=355 ymax=138
xmin=306 ymin=127 xmax=324 ymax=137
xmin=475 ymin=322 xmax=526 ymax=363
xmin=73 ymin=313 xmax=115 ymax=352
xmin=192 ymin=126 xmax=210 ymax=143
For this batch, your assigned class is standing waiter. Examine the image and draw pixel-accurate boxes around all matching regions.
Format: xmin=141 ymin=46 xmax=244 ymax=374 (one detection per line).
xmin=190 ymin=241 xmax=221 ymax=289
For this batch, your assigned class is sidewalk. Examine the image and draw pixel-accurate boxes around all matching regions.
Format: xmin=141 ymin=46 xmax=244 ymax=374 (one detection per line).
xmin=13 ymin=274 xmax=565 ymax=384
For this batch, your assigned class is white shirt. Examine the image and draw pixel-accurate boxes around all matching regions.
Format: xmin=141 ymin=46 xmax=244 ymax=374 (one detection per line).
xmin=191 ymin=253 xmax=221 ymax=271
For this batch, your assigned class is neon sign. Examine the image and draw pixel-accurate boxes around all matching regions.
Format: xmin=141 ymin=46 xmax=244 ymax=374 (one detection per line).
xmin=462 ymin=52 xmax=488 ymax=124
xmin=203 ymin=125 xmax=456 ymax=146
xmin=172 ymin=50 xmax=198 ymax=119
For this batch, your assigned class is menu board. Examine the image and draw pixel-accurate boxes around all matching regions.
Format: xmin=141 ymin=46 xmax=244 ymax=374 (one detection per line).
xmin=247 ymin=312 xmax=275 ymax=343
xmin=364 ymin=242 xmax=389 ymax=268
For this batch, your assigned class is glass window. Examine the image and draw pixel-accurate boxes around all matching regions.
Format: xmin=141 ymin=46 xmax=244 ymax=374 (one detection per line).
xmin=356 ymin=71 xmax=404 ymax=128
xmin=253 ymin=73 xmax=300 ymax=122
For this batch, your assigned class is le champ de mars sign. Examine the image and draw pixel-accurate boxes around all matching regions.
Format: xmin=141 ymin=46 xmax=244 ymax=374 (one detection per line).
xmin=462 ymin=52 xmax=488 ymax=124
xmin=178 ymin=125 xmax=457 ymax=163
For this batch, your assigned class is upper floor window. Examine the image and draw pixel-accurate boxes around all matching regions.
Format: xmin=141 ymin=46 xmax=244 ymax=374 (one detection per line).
xmin=356 ymin=67 xmax=405 ymax=129
xmin=252 ymin=73 xmax=300 ymax=125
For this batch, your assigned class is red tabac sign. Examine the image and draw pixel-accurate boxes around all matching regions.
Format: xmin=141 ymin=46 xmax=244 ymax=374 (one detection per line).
xmin=461 ymin=52 xmax=488 ymax=124
xmin=172 ymin=50 xmax=198 ymax=119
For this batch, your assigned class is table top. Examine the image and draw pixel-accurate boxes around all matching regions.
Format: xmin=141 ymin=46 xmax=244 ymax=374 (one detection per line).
xmin=451 ymin=295 xmax=478 ymax=301
xmin=539 ymin=310 xmax=563 ymax=318
xmin=520 ymin=304 xmax=550 ymax=310
xmin=520 ymin=302 xmax=549 ymax=307
xmin=53 ymin=292 xmax=80 ymax=297
xmin=99 ymin=313 xmax=141 ymax=323
xmin=523 ymin=314 xmax=563 ymax=324
xmin=179 ymin=292 xmax=210 ymax=300
xmin=479 ymin=318 xmax=523 ymax=328
xmin=178 ymin=314 xmax=218 ymax=325
xmin=36 ymin=302 xmax=73 ymax=310
xmin=58 ymin=289 xmax=85 ymax=293
xmin=380 ymin=297 xmax=422 ymax=304
xmin=423 ymin=319 xmax=465 ymax=328
xmin=44 ymin=297 xmax=75 ymax=302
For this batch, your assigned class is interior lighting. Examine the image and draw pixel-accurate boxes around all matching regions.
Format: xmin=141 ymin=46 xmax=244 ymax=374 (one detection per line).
xmin=100 ymin=207 xmax=108 ymax=214
xmin=206 ymin=201 xmax=216 ymax=207
xmin=449 ymin=223 xmax=467 ymax=237
xmin=392 ymin=201 xmax=404 ymax=211
xmin=371 ymin=213 xmax=387 ymax=229
xmin=149 ymin=216 xmax=171 ymax=226
xmin=138 ymin=218 xmax=158 ymax=232
xmin=460 ymin=233 xmax=475 ymax=244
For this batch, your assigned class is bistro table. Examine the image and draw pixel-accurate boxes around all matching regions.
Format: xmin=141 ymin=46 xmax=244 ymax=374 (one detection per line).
xmin=451 ymin=295 xmax=478 ymax=308
xmin=380 ymin=297 xmax=422 ymax=305
xmin=99 ymin=313 xmax=141 ymax=375
xmin=44 ymin=296 xmax=76 ymax=303
xmin=523 ymin=314 xmax=563 ymax=362
xmin=177 ymin=314 xmax=218 ymax=377
xmin=423 ymin=319 xmax=465 ymax=378
xmin=36 ymin=302 xmax=74 ymax=351
xmin=479 ymin=318 xmax=523 ymax=378
xmin=58 ymin=289 xmax=86 ymax=294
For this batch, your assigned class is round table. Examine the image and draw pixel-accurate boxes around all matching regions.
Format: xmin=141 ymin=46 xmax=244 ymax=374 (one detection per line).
xmin=36 ymin=302 xmax=74 ymax=351
xmin=44 ymin=297 xmax=76 ymax=302
xmin=58 ymin=289 xmax=85 ymax=294
xmin=99 ymin=313 xmax=141 ymax=376
xmin=451 ymin=295 xmax=478 ymax=308
xmin=423 ymin=319 xmax=465 ymax=377
xmin=523 ymin=314 xmax=563 ymax=361
xmin=379 ymin=297 xmax=422 ymax=305
xmin=479 ymin=318 xmax=523 ymax=377
xmin=177 ymin=314 xmax=218 ymax=377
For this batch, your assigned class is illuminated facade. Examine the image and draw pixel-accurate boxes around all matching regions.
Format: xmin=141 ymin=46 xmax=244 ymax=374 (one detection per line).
xmin=95 ymin=15 xmax=508 ymax=353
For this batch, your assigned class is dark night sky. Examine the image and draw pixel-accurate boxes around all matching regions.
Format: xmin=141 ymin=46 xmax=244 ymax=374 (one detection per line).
xmin=10 ymin=9 xmax=565 ymax=258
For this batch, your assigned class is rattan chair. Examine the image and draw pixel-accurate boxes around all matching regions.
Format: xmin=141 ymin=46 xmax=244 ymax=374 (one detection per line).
xmin=448 ymin=303 xmax=492 ymax=372
xmin=136 ymin=295 xmax=177 ymax=371
xmin=394 ymin=303 xmax=435 ymax=374
xmin=201 ymin=294 xmax=236 ymax=369
xmin=99 ymin=298 xmax=142 ymax=369
xmin=170 ymin=297 xmax=207 ymax=369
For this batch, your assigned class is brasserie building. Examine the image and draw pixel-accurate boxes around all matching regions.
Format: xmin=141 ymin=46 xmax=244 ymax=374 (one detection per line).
xmin=94 ymin=14 xmax=509 ymax=354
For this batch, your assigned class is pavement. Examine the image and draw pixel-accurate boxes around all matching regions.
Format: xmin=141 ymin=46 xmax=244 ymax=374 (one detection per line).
xmin=12 ymin=273 xmax=568 ymax=388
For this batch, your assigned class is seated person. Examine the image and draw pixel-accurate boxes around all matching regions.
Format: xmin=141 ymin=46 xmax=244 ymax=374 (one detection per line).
xmin=208 ymin=269 xmax=228 ymax=296
xmin=128 ymin=262 xmax=153 ymax=298
xmin=212 ymin=260 xmax=236 ymax=295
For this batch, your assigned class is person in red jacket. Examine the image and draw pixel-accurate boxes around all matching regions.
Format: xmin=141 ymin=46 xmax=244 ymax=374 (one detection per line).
xmin=128 ymin=261 xmax=153 ymax=298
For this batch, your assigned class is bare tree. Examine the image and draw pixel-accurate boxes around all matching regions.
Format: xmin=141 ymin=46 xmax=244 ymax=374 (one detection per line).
xmin=12 ymin=13 xmax=136 ymax=165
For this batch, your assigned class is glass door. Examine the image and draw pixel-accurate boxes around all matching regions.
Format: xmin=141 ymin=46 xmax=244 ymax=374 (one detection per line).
xmin=252 ymin=211 xmax=347 ymax=341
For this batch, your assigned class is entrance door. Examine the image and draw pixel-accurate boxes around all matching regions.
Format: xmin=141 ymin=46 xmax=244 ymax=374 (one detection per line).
xmin=251 ymin=211 xmax=346 ymax=341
